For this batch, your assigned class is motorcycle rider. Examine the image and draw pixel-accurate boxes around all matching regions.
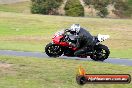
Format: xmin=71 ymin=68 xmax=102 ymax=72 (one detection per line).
xmin=64 ymin=24 xmax=97 ymax=56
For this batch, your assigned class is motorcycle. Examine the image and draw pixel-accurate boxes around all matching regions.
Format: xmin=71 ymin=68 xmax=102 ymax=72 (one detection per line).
xmin=45 ymin=31 xmax=110 ymax=61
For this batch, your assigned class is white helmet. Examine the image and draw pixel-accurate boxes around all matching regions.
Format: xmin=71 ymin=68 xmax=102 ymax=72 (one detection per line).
xmin=70 ymin=24 xmax=80 ymax=34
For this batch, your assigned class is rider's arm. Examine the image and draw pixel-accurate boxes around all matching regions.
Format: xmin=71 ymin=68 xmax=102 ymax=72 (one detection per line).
xmin=75 ymin=36 xmax=81 ymax=48
xmin=64 ymin=29 xmax=70 ymax=34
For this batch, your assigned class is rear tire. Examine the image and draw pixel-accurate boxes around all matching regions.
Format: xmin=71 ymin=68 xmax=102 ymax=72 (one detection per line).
xmin=90 ymin=44 xmax=110 ymax=61
xmin=45 ymin=43 xmax=63 ymax=57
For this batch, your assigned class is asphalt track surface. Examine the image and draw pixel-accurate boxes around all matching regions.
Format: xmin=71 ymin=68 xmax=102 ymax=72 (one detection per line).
xmin=0 ymin=50 xmax=132 ymax=66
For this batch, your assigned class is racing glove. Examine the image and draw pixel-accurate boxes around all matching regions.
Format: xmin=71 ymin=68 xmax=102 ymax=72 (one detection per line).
xmin=69 ymin=42 xmax=76 ymax=47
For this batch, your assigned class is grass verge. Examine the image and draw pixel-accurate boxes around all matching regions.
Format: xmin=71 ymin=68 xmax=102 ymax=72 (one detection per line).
xmin=0 ymin=56 xmax=132 ymax=88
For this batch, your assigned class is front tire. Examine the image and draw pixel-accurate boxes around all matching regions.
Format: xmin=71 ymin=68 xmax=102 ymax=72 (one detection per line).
xmin=90 ymin=44 xmax=110 ymax=61
xmin=45 ymin=43 xmax=63 ymax=57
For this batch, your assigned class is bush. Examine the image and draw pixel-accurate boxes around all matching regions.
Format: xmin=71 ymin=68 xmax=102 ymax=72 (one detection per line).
xmin=83 ymin=0 xmax=109 ymax=18
xmin=64 ymin=0 xmax=84 ymax=17
xmin=113 ymin=0 xmax=132 ymax=17
xmin=31 ymin=0 xmax=63 ymax=15
xmin=127 ymin=0 xmax=132 ymax=17
xmin=97 ymin=7 xmax=109 ymax=18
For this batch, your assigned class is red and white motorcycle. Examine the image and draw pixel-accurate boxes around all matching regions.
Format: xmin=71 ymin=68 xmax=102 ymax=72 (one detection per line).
xmin=45 ymin=31 xmax=110 ymax=61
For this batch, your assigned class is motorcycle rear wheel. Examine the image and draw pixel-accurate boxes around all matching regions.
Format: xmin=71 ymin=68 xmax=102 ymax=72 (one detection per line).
xmin=45 ymin=43 xmax=63 ymax=57
xmin=90 ymin=44 xmax=110 ymax=61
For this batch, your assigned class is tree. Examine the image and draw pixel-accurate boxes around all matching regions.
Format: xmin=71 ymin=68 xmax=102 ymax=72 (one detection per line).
xmin=83 ymin=0 xmax=109 ymax=17
xmin=111 ymin=0 xmax=132 ymax=18
xmin=31 ymin=0 xmax=63 ymax=15
xmin=64 ymin=0 xmax=84 ymax=17
xmin=127 ymin=0 xmax=132 ymax=17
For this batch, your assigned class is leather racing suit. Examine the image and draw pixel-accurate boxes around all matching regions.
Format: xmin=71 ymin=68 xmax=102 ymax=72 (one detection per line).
xmin=73 ymin=28 xmax=97 ymax=56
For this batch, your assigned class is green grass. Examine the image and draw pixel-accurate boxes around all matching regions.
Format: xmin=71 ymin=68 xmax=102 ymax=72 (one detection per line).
xmin=0 ymin=56 xmax=132 ymax=88
xmin=110 ymin=49 xmax=132 ymax=59
xmin=0 ymin=41 xmax=43 ymax=52
xmin=0 ymin=1 xmax=30 ymax=13
xmin=0 ymin=12 xmax=132 ymax=58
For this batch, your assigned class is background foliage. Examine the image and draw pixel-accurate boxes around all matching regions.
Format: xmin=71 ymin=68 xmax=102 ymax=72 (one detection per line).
xmin=83 ymin=0 xmax=132 ymax=18
xmin=31 ymin=0 xmax=63 ymax=15
xmin=64 ymin=0 xmax=84 ymax=17
xmin=30 ymin=0 xmax=132 ymax=18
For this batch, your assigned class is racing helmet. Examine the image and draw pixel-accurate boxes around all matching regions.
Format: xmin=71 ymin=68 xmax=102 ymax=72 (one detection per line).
xmin=70 ymin=24 xmax=80 ymax=34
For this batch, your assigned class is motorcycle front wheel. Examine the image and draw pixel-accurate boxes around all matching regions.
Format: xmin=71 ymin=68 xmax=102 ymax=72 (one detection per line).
xmin=90 ymin=44 xmax=110 ymax=61
xmin=45 ymin=43 xmax=63 ymax=57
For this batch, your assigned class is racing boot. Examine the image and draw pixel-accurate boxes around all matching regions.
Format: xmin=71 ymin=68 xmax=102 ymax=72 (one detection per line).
xmin=85 ymin=45 xmax=95 ymax=55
